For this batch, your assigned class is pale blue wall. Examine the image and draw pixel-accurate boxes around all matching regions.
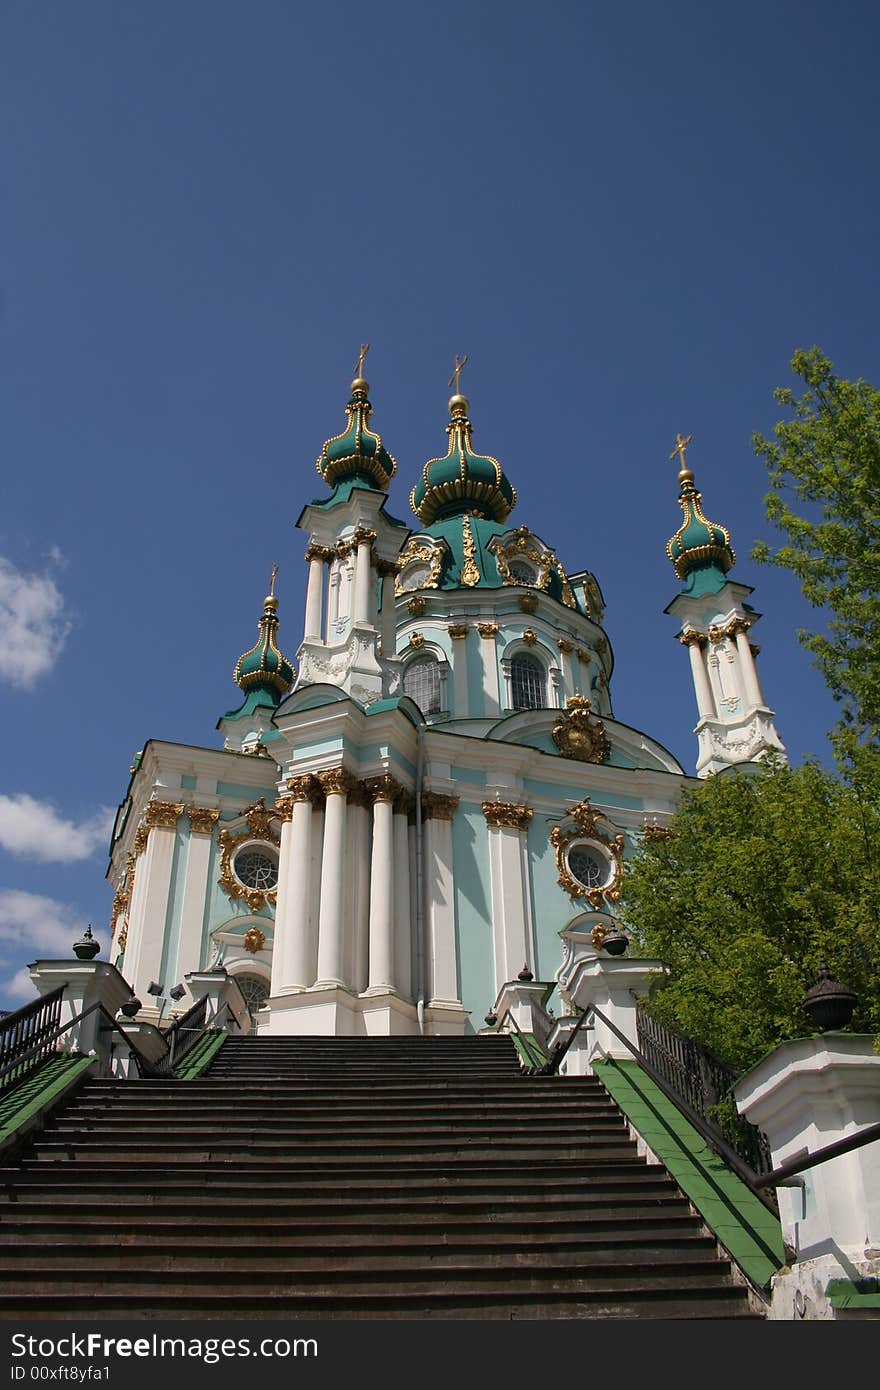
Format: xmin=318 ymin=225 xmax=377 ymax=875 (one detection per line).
xmin=452 ymin=802 xmax=495 ymax=1031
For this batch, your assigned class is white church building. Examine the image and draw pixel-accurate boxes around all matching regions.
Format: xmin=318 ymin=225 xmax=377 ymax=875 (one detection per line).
xmin=106 ymin=361 xmax=785 ymax=1035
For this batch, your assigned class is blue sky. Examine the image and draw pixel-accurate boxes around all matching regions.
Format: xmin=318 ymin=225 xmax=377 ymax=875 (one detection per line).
xmin=1 ymin=1 xmax=878 ymax=1006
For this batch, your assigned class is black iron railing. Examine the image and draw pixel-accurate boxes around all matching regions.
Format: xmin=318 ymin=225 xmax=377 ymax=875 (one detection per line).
xmin=635 ymin=1006 xmax=773 ymax=1176
xmin=0 ymin=987 xmax=66 ymax=1093
xmin=162 ymin=994 xmax=210 ymax=1069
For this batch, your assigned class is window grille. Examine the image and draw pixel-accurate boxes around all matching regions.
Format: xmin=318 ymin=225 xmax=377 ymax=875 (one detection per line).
xmin=403 ymin=656 xmax=441 ymax=715
xmin=511 ymin=653 xmax=546 ymax=710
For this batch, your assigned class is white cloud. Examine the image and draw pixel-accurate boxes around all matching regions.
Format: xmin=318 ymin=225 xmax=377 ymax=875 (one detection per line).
xmin=0 ymin=891 xmax=90 ymax=1007
xmin=0 ymin=556 xmax=71 ymax=689
xmin=0 ymin=889 xmax=85 ymax=957
xmin=0 ymin=795 xmax=114 ymax=863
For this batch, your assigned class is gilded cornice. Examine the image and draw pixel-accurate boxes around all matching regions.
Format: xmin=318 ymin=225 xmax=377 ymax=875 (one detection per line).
xmin=460 ymin=514 xmax=481 ymax=587
xmin=519 ymin=592 xmax=538 ymax=613
xmin=317 ymin=767 xmax=357 ymax=799
xmin=551 ymin=696 xmax=610 ymax=765
xmin=557 ymin=638 xmax=575 ymax=654
xmin=421 ymin=792 xmax=459 ymax=821
xmin=406 ymin=595 xmax=427 ymax=616
xmin=448 ymin=623 xmax=470 ymax=640
xmin=243 ymin=926 xmax=267 ymax=954
xmin=477 ymin=622 xmax=499 ymax=638
xmin=642 ymin=817 xmax=672 ymax=842
xmin=709 ymin=617 xmax=751 ymax=644
xmin=482 ymin=801 xmax=533 ymax=832
xmin=241 ymin=798 xmax=277 ymax=838
xmin=144 ymin=800 xmax=185 ymax=831
xmin=522 ymin=628 xmax=537 ymax=646
xmin=409 ymin=632 xmax=425 ymax=649
xmin=351 ymin=526 xmax=378 ymax=548
xmin=576 ymin=648 xmax=592 ymax=663
xmin=187 ymin=806 xmax=220 ymax=836
xmin=285 ymin=774 xmax=324 ymax=806
xmin=133 ymin=824 xmax=150 ymax=857
xmin=274 ymin=797 xmax=295 ymax=822
xmin=679 ymin=628 xmax=707 ymax=648
xmin=365 ymin=773 xmax=404 ymax=804
xmin=305 ymin=543 xmax=334 ymax=564
xmin=494 ymin=527 xmax=577 ymax=608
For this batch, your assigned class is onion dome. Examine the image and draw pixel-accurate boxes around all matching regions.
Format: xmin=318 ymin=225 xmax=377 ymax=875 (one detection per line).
xmin=232 ymin=570 xmax=295 ymax=702
xmin=666 ymin=434 xmax=735 ymax=586
xmin=316 ymin=369 xmax=397 ymax=493
xmin=411 ymin=392 xmax=517 ymax=526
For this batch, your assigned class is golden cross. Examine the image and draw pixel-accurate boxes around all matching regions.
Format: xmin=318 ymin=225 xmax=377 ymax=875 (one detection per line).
xmin=669 ymin=432 xmax=693 ymax=469
xmin=268 ymin=563 xmax=278 ymax=597
xmin=448 ymin=354 xmax=469 ymax=394
xmin=354 ymin=343 xmax=370 ymax=378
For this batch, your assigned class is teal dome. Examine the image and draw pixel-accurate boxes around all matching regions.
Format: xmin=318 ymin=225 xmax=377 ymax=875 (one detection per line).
xmin=666 ymin=460 xmax=735 ymax=588
xmin=233 ymin=588 xmax=295 ymax=702
xmin=317 ymin=377 xmax=397 ymax=493
xmin=410 ymin=395 xmax=516 ymax=526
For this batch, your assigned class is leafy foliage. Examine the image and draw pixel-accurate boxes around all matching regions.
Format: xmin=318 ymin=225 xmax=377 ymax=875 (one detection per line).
xmin=622 ymin=759 xmax=880 ymax=1074
xmin=752 ymin=347 xmax=880 ymax=743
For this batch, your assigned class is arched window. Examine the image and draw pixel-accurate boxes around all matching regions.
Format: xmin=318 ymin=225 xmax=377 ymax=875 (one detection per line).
xmin=403 ymin=656 xmax=441 ymax=715
xmin=511 ymin=653 xmax=546 ymax=710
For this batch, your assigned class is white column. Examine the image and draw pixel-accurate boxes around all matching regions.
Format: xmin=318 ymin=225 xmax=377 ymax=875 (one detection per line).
xmin=304 ymin=551 xmax=326 ymax=641
xmin=448 ymin=625 xmax=470 ymax=717
xmin=380 ymin=569 xmax=397 ymax=659
xmin=314 ymin=770 xmax=352 ymax=988
xmin=735 ymin=625 xmax=765 ymax=708
xmin=484 ymin=804 xmax=534 ymax=993
xmin=123 ymin=802 xmax=183 ymax=1005
xmin=351 ymin=793 xmax=371 ymax=994
xmin=328 ymin=559 xmax=341 ymax=632
xmin=393 ymin=800 xmax=413 ymax=1002
xmin=478 ymin=625 xmax=501 ymax=717
xmin=557 ymin=640 xmax=576 ymax=698
xmin=685 ymin=634 xmax=716 ymax=720
xmin=175 ymin=808 xmax=219 ymax=983
xmin=366 ymin=779 xmax=397 ymax=993
xmin=353 ymin=537 xmax=373 ymax=626
xmin=423 ymin=795 xmax=460 ymax=1007
xmin=271 ymin=784 xmax=319 ymax=994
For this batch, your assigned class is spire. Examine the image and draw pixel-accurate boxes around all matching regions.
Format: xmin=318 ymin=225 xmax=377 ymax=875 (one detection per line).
xmin=665 ymin=433 xmax=735 ymax=593
xmin=410 ymin=359 xmax=517 ymax=525
xmin=232 ymin=569 xmax=295 ymax=704
xmin=316 ymin=346 xmax=397 ymax=493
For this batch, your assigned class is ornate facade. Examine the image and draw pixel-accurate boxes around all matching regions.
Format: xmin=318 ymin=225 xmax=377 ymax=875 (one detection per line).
xmin=106 ymin=368 xmax=784 ymax=1033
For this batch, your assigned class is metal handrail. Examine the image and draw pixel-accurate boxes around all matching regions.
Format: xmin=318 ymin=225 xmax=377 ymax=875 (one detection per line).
xmin=163 ymin=994 xmax=209 ymax=1067
xmin=496 ymin=1008 xmax=547 ymax=1073
xmin=0 ymin=1000 xmax=168 ymax=1086
xmin=0 ymin=987 xmax=66 ymax=1091
xmin=754 ymin=1119 xmax=880 ymax=1190
xmin=545 ymin=1002 xmax=880 ymax=1205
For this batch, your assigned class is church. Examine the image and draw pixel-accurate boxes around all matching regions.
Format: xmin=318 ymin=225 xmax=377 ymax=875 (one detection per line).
xmin=106 ymin=352 xmax=785 ymax=1035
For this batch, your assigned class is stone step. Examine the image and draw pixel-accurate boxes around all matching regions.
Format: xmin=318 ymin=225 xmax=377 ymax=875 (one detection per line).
xmin=0 ymin=1240 xmax=724 ymax=1270
xmin=0 ymin=1258 xmax=737 ymax=1295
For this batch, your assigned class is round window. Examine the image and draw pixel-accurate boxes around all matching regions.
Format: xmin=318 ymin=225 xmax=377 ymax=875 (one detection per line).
xmin=399 ymin=561 xmax=432 ymax=592
xmin=508 ymin=559 xmax=537 ymax=585
xmin=232 ymin=845 xmax=279 ymax=892
xmin=567 ymin=842 xmax=611 ymax=891
xmin=234 ymin=973 xmax=270 ymax=1017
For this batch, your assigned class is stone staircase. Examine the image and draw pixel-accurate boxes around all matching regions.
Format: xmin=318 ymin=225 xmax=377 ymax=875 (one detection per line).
xmin=0 ymin=1035 xmax=762 ymax=1318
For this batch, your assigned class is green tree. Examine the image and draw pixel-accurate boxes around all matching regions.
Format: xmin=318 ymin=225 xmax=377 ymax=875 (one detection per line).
xmin=752 ymin=347 xmax=880 ymax=745
xmin=622 ymin=759 xmax=880 ymax=1074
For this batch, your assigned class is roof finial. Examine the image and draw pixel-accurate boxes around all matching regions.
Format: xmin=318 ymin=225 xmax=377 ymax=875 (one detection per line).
xmin=448 ymin=353 xmax=469 ymax=399
xmin=352 ymin=342 xmax=370 ymax=391
xmin=670 ymin=432 xmax=694 ymax=487
xmin=268 ymin=563 xmax=278 ymax=598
